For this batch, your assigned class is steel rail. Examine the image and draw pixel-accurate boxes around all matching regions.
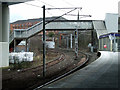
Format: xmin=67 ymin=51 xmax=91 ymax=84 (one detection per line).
xmin=34 ymin=52 xmax=90 ymax=90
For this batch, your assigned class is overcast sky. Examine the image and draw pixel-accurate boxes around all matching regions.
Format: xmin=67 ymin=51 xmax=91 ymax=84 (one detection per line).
xmin=9 ymin=0 xmax=119 ymax=23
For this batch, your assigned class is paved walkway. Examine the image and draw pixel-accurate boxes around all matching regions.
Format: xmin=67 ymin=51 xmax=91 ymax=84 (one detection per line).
xmin=43 ymin=51 xmax=119 ymax=88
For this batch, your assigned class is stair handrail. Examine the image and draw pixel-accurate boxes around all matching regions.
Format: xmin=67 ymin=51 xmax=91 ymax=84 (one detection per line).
xmin=9 ymin=31 xmax=14 ymax=43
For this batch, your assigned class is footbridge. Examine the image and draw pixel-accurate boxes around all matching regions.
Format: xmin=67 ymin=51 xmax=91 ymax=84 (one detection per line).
xmin=9 ymin=20 xmax=106 ymax=49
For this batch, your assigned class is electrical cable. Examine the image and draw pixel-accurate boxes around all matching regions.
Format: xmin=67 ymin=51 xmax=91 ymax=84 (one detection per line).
xmin=35 ymin=0 xmax=55 ymax=8
xmin=24 ymin=1 xmax=83 ymax=19
xmin=25 ymin=0 xmax=71 ymax=16
xmin=35 ymin=0 xmax=81 ymax=14
xmin=45 ymin=8 xmax=77 ymax=25
xmin=46 ymin=10 xmax=53 ymax=16
xmin=24 ymin=0 xmax=90 ymax=22
xmin=46 ymin=7 xmax=82 ymax=10
xmin=65 ymin=14 xmax=91 ymax=17
xmin=61 ymin=0 xmax=75 ymax=6
xmin=24 ymin=2 xmax=42 ymax=8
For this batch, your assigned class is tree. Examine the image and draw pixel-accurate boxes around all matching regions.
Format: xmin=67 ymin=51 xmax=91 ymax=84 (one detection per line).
xmin=48 ymin=32 xmax=55 ymax=37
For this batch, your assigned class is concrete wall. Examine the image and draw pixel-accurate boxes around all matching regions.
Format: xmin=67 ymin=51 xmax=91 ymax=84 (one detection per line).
xmin=105 ymin=13 xmax=118 ymax=33
xmin=2 ymin=4 xmax=9 ymax=42
xmin=0 ymin=42 xmax=9 ymax=67
xmin=118 ymin=1 xmax=120 ymax=17
xmin=0 ymin=0 xmax=32 ymax=67
xmin=0 ymin=3 xmax=9 ymax=67
xmin=0 ymin=3 xmax=2 ymax=68
xmin=0 ymin=3 xmax=2 ymax=89
xmin=0 ymin=3 xmax=2 ymax=42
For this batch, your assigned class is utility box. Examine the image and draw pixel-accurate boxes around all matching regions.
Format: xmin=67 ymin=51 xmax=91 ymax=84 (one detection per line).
xmin=0 ymin=42 xmax=9 ymax=67
xmin=46 ymin=41 xmax=55 ymax=49
xmin=9 ymin=52 xmax=33 ymax=64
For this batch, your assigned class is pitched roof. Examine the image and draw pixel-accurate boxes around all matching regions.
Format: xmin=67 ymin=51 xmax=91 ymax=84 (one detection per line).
xmin=11 ymin=16 xmax=66 ymax=24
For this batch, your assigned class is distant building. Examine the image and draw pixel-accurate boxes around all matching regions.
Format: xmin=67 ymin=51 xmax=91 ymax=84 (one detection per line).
xmin=98 ymin=13 xmax=119 ymax=52
xmin=10 ymin=16 xmax=66 ymax=32
xmin=118 ymin=17 xmax=120 ymax=33
xmin=10 ymin=16 xmax=66 ymax=52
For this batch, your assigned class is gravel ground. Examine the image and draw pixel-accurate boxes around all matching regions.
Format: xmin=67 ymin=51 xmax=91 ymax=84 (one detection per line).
xmin=2 ymin=49 xmax=98 ymax=89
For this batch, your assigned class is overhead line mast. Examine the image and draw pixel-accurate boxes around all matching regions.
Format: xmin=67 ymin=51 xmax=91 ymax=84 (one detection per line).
xmin=74 ymin=11 xmax=79 ymax=60
xmin=42 ymin=6 xmax=82 ymax=77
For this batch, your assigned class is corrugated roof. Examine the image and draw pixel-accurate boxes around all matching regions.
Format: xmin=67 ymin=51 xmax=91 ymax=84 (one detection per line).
xmin=93 ymin=21 xmax=108 ymax=39
xmin=93 ymin=20 xmax=106 ymax=30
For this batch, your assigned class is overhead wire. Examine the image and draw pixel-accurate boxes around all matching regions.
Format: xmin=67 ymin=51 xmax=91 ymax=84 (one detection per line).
xmin=24 ymin=0 xmax=54 ymax=16
xmin=25 ymin=0 xmax=81 ymax=15
xmin=61 ymin=0 xmax=92 ymax=19
xmin=46 ymin=7 xmax=82 ymax=10
xmin=46 ymin=10 xmax=53 ymax=16
xmin=61 ymin=0 xmax=75 ymax=6
xmin=24 ymin=0 xmax=86 ymax=21
xmin=35 ymin=0 xmax=82 ymax=14
xmin=24 ymin=2 xmax=42 ymax=8
xmin=25 ymin=0 xmax=67 ymax=17
xmin=35 ymin=0 xmax=55 ymax=8
xmin=45 ymin=8 xmax=78 ymax=25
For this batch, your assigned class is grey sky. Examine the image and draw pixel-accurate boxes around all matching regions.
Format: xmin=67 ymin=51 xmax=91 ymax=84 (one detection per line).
xmin=9 ymin=0 xmax=119 ymax=23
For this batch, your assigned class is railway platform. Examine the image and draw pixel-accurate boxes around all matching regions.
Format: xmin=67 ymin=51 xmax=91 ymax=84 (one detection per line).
xmin=43 ymin=51 xmax=119 ymax=88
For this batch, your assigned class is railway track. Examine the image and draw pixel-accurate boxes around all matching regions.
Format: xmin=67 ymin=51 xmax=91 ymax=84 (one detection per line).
xmin=33 ymin=51 xmax=89 ymax=90
xmin=3 ymin=49 xmax=93 ymax=89
xmin=3 ymin=51 xmax=65 ymax=81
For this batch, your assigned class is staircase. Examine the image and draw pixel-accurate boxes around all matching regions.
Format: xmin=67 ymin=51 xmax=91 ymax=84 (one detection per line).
xmin=9 ymin=20 xmax=93 ymax=49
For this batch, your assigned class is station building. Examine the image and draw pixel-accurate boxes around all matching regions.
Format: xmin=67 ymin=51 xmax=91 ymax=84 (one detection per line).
xmin=10 ymin=17 xmax=65 ymax=32
xmin=9 ymin=17 xmax=65 ymax=52
xmin=99 ymin=33 xmax=120 ymax=52
xmin=0 ymin=1 xmax=119 ymax=68
xmin=98 ymin=13 xmax=119 ymax=52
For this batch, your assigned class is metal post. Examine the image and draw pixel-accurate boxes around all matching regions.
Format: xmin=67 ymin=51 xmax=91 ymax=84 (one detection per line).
xmin=74 ymin=11 xmax=79 ymax=60
xmin=42 ymin=5 xmax=46 ymax=77
xmin=101 ymin=39 xmax=103 ymax=50
xmin=70 ymin=34 xmax=72 ymax=48
xmin=25 ymin=39 xmax=28 ymax=52
xmin=110 ymin=40 xmax=112 ymax=51
xmin=75 ymin=29 xmax=78 ymax=59
xmin=99 ymin=40 xmax=100 ymax=50
xmin=28 ymin=39 xmax=30 ymax=52
xmin=67 ymin=36 xmax=69 ymax=49
xmin=14 ymin=39 xmax=16 ymax=52
xmin=114 ymin=33 xmax=116 ymax=52
xmin=59 ymin=34 xmax=62 ymax=47
xmin=91 ymin=30 xmax=94 ymax=52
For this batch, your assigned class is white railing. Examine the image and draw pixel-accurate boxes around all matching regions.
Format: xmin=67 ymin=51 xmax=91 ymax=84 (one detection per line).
xmin=9 ymin=20 xmax=93 ymax=44
xmin=9 ymin=31 xmax=14 ymax=43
